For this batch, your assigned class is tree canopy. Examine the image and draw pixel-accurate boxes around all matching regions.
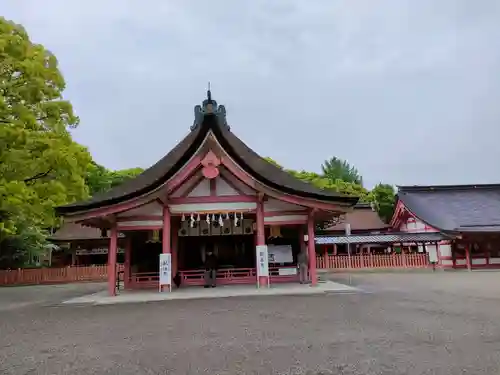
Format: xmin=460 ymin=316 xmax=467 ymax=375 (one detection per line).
xmin=86 ymin=162 xmax=144 ymax=196
xmin=263 ymin=156 xmax=395 ymax=222
xmin=321 ymin=157 xmax=363 ymax=185
xmin=0 ymin=17 xmax=92 ymax=266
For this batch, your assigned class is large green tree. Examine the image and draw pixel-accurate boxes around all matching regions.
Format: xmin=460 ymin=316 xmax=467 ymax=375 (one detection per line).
xmin=86 ymin=163 xmax=144 ymax=196
xmin=369 ymin=183 xmax=396 ymax=223
xmin=0 ymin=17 xmax=91 ymax=266
xmin=263 ymin=156 xmax=396 ymax=222
xmin=321 ymin=156 xmax=363 ymax=185
xmin=264 ymin=156 xmax=370 ymax=200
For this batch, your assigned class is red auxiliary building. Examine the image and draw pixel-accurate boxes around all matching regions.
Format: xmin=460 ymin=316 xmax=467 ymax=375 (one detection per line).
xmin=57 ymin=92 xmax=358 ymax=295
xmin=391 ymin=184 xmax=500 ymax=270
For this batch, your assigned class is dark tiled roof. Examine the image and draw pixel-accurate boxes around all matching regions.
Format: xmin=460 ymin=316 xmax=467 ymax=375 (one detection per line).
xmin=58 ymin=99 xmax=358 ymax=214
xmin=58 ymin=127 xmax=203 ymax=213
xmin=316 ymin=232 xmax=449 ymax=245
xmin=398 ymin=184 xmax=500 ymax=233
xmin=324 ymin=203 xmax=389 ymax=232
xmin=214 ymin=121 xmax=356 ymax=202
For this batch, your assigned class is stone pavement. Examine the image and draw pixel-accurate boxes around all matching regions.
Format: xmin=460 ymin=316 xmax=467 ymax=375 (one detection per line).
xmin=2 ymin=273 xmax=500 ymax=374
xmin=63 ymin=280 xmax=357 ymax=305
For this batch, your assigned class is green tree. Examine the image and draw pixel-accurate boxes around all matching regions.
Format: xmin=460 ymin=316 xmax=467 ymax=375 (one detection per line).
xmin=0 ymin=17 xmax=91 ymax=266
xmin=321 ymin=157 xmax=363 ymax=185
xmin=109 ymin=167 xmax=144 ymax=188
xmin=86 ymin=163 xmax=144 ymax=196
xmin=369 ymin=183 xmax=396 ymax=223
xmin=263 ymin=157 xmax=284 ymax=170
xmin=265 ymin=156 xmax=369 ymax=200
xmin=85 ymin=162 xmax=112 ymax=196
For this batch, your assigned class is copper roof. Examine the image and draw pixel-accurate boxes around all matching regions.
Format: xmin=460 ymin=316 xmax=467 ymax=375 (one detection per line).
xmin=325 ymin=204 xmax=389 ymax=232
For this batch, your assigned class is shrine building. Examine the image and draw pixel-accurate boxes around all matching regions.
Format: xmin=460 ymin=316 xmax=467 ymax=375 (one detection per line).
xmin=56 ymin=92 xmax=358 ymax=296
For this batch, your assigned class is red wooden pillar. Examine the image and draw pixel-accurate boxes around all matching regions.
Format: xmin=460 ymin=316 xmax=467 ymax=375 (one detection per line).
xmin=298 ymin=226 xmax=309 ymax=271
xmin=124 ymin=236 xmax=132 ymax=289
xmin=162 ymin=206 xmax=171 ymax=254
xmin=256 ymin=198 xmax=269 ymax=287
xmin=162 ymin=206 xmax=172 ymax=290
xmin=465 ymin=243 xmax=472 ymax=271
xmin=108 ymin=225 xmax=118 ymax=296
xmin=171 ymin=221 xmax=178 ymax=279
xmin=307 ymin=211 xmax=318 ymax=286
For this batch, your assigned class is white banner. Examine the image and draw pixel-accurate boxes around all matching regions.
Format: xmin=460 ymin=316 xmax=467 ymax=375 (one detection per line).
xmin=159 ymin=253 xmax=172 ymax=287
xmin=256 ymin=245 xmax=269 ymax=277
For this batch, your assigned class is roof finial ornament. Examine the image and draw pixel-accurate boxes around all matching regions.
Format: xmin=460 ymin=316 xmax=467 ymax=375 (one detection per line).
xmin=191 ymin=84 xmax=230 ymax=131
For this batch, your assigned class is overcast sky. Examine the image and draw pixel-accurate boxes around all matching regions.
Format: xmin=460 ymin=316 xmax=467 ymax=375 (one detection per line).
xmin=3 ymin=0 xmax=500 ymax=188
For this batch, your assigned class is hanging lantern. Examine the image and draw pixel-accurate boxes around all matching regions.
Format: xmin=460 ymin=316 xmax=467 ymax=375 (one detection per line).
xmin=270 ymin=225 xmax=282 ymax=238
xmin=152 ymin=229 xmax=160 ymax=243
xmin=181 ymin=213 xmax=186 ymax=221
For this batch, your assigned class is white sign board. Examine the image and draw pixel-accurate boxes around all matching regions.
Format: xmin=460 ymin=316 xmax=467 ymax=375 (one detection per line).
xmin=256 ymin=245 xmax=269 ymax=277
xmin=159 ymin=253 xmax=171 ymax=289
xmin=267 ymin=245 xmax=294 ymax=264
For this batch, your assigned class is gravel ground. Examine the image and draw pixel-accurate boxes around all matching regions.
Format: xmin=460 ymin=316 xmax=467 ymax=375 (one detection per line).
xmin=1 ymin=272 xmax=500 ymax=374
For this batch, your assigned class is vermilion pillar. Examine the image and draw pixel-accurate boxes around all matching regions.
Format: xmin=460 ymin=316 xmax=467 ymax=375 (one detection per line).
xmin=162 ymin=206 xmax=171 ymax=290
xmin=124 ymin=236 xmax=131 ymax=290
xmin=108 ymin=225 xmax=118 ymax=296
xmin=171 ymin=221 xmax=178 ymax=279
xmin=256 ymin=199 xmax=269 ymax=287
xmin=307 ymin=211 xmax=318 ymax=286
xmin=162 ymin=206 xmax=171 ymax=254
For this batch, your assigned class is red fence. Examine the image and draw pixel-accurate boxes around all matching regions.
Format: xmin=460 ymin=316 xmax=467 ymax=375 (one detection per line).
xmin=316 ymin=253 xmax=429 ymax=269
xmin=131 ymin=267 xmax=299 ymax=289
xmin=0 ymin=264 xmax=124 ymax=286
xmin=1 ymin=254 xmax=429 ymax=287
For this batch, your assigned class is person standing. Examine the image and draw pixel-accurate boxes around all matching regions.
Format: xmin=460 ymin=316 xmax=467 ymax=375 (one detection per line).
xmin=204 ymin=250 xmax=218 ymax=288
xmin=297 ymin=249 xmax=309 ymax=284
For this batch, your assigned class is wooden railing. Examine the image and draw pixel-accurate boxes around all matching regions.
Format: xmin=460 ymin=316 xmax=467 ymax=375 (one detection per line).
xmin=131 ymin=266 xmax=300 ymax=288
xmin=316 ymin=253 xmax=429 ymax=269
xmin=0 ymin=264 xmax=124 ymax=286
xmin=1 ymin=254 xmax=429 ymax=287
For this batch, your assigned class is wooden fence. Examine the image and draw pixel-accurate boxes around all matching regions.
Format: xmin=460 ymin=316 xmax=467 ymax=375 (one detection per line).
xmin=316 ymin=253 xmax=429 ymax=269
xmin=0 ymin=264 xmax=124 ymax=286
xmin=0 ymin=254 xmax=429 ymax=286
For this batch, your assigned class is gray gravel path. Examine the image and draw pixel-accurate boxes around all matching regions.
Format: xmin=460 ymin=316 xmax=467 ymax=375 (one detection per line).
xmin=1 ymin=272 xmax=499 ymax=374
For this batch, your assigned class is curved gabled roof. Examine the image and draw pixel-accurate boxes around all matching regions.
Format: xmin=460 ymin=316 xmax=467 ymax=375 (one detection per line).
xmin=58 ymin=96 xmax=358 ymax=215
xmin=398 ymin=184 xmax=500 ymax=233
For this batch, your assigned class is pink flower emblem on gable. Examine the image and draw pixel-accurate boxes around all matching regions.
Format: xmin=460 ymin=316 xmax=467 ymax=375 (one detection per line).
xmin=201 ymin=150 xmax=220 ymax=179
